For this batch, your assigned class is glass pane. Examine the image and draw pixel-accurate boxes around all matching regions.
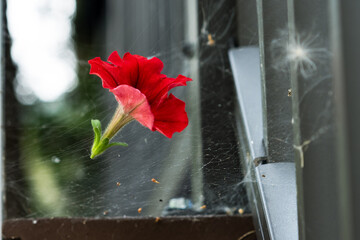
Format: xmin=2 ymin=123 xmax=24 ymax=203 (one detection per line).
xmin=3 ymin=0 xmax=247 ymax=219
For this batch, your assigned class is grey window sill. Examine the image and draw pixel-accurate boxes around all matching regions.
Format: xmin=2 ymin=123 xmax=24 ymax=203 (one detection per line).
xmin=229 ymin=47 xmax=298 ymax=240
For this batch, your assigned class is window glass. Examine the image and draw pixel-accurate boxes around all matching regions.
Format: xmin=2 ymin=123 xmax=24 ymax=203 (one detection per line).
xmin=3 ymin=0 xmax=247 ymax=218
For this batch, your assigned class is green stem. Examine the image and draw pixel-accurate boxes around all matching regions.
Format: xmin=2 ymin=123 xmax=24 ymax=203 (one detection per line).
xmin=90 ymin=105 xmax=132 ymax=159
xmin=102 ymin=105 xmax=134 ymax=140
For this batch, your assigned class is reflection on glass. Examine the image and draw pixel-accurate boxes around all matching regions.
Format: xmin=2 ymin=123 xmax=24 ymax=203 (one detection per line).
xmin=8 ymin=0 xmax=77 ymax=103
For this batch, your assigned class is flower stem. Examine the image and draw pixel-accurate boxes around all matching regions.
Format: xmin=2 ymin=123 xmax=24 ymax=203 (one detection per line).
xmin=102 ymin=105 xmax=134 ymax=140
xmin=90 ymin=105 xmax=132 ymax=159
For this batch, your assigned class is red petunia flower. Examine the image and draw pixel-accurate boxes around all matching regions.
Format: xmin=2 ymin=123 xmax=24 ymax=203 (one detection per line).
xmin=88 ymin=51 xmax=191 ymax=158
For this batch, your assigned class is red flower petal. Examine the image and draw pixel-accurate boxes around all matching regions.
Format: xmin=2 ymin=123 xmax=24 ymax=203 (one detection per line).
xmin=89 ymin=52 xmax=141 ymax=88
xmin=108 ymin=52 xmax=140 ymax=86
xmin=88 ymin=57 xmax=120 ymax=89
xmin=132 ymin=56 xmax=166 ymax=103
xmin=133 ymin=56 xmax=192 ymax=105
xmin=110 ymin=85 xmax=154 ymax=130
xmin=152 ymin=94 xmax=189 ymax=138
xmin=149 ymin=74 xmax=192 ymax=108
xmin=107 ymin=51 xmax=123 ymax=66
xmin=89 ymin=52 xmax=192 ymax=106
xmin=89 ymin=52 xmax=192 ymax=138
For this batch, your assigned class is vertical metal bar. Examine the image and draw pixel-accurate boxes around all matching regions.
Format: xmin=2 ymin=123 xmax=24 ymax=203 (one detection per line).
xmin=288 ymin=0 xmax=350 ymax=239
xmin=286 ymin=1 xmax=306 ymax=239
xmin=328 ymin=1 xmax=352 ymax=239
xmin=184 ymin=0 xmax=204 ymax=208
xmin=331 ymin=0 xmax=360 ymax=239
xmin=256 ymin=0 xmax=294 ymax=163
xmin=0 ymin=0 xmax=3 ymax=233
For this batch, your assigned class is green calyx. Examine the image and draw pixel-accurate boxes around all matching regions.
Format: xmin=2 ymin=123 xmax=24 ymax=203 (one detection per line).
xmin=90 ymin=119 xmax=128 ymax=159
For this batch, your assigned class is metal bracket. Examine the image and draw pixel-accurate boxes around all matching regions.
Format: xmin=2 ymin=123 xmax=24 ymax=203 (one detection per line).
xmin=229 ymin=47 xmax=298 ymax=240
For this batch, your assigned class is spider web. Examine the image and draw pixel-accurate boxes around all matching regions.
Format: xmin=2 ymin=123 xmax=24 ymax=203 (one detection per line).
xmin=4 ymin=0 xmax=263 ymax=219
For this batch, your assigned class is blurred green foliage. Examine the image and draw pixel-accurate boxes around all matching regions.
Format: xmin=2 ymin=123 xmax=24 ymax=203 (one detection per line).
xmin=18 ymin=0 xmax=110 ymax=217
